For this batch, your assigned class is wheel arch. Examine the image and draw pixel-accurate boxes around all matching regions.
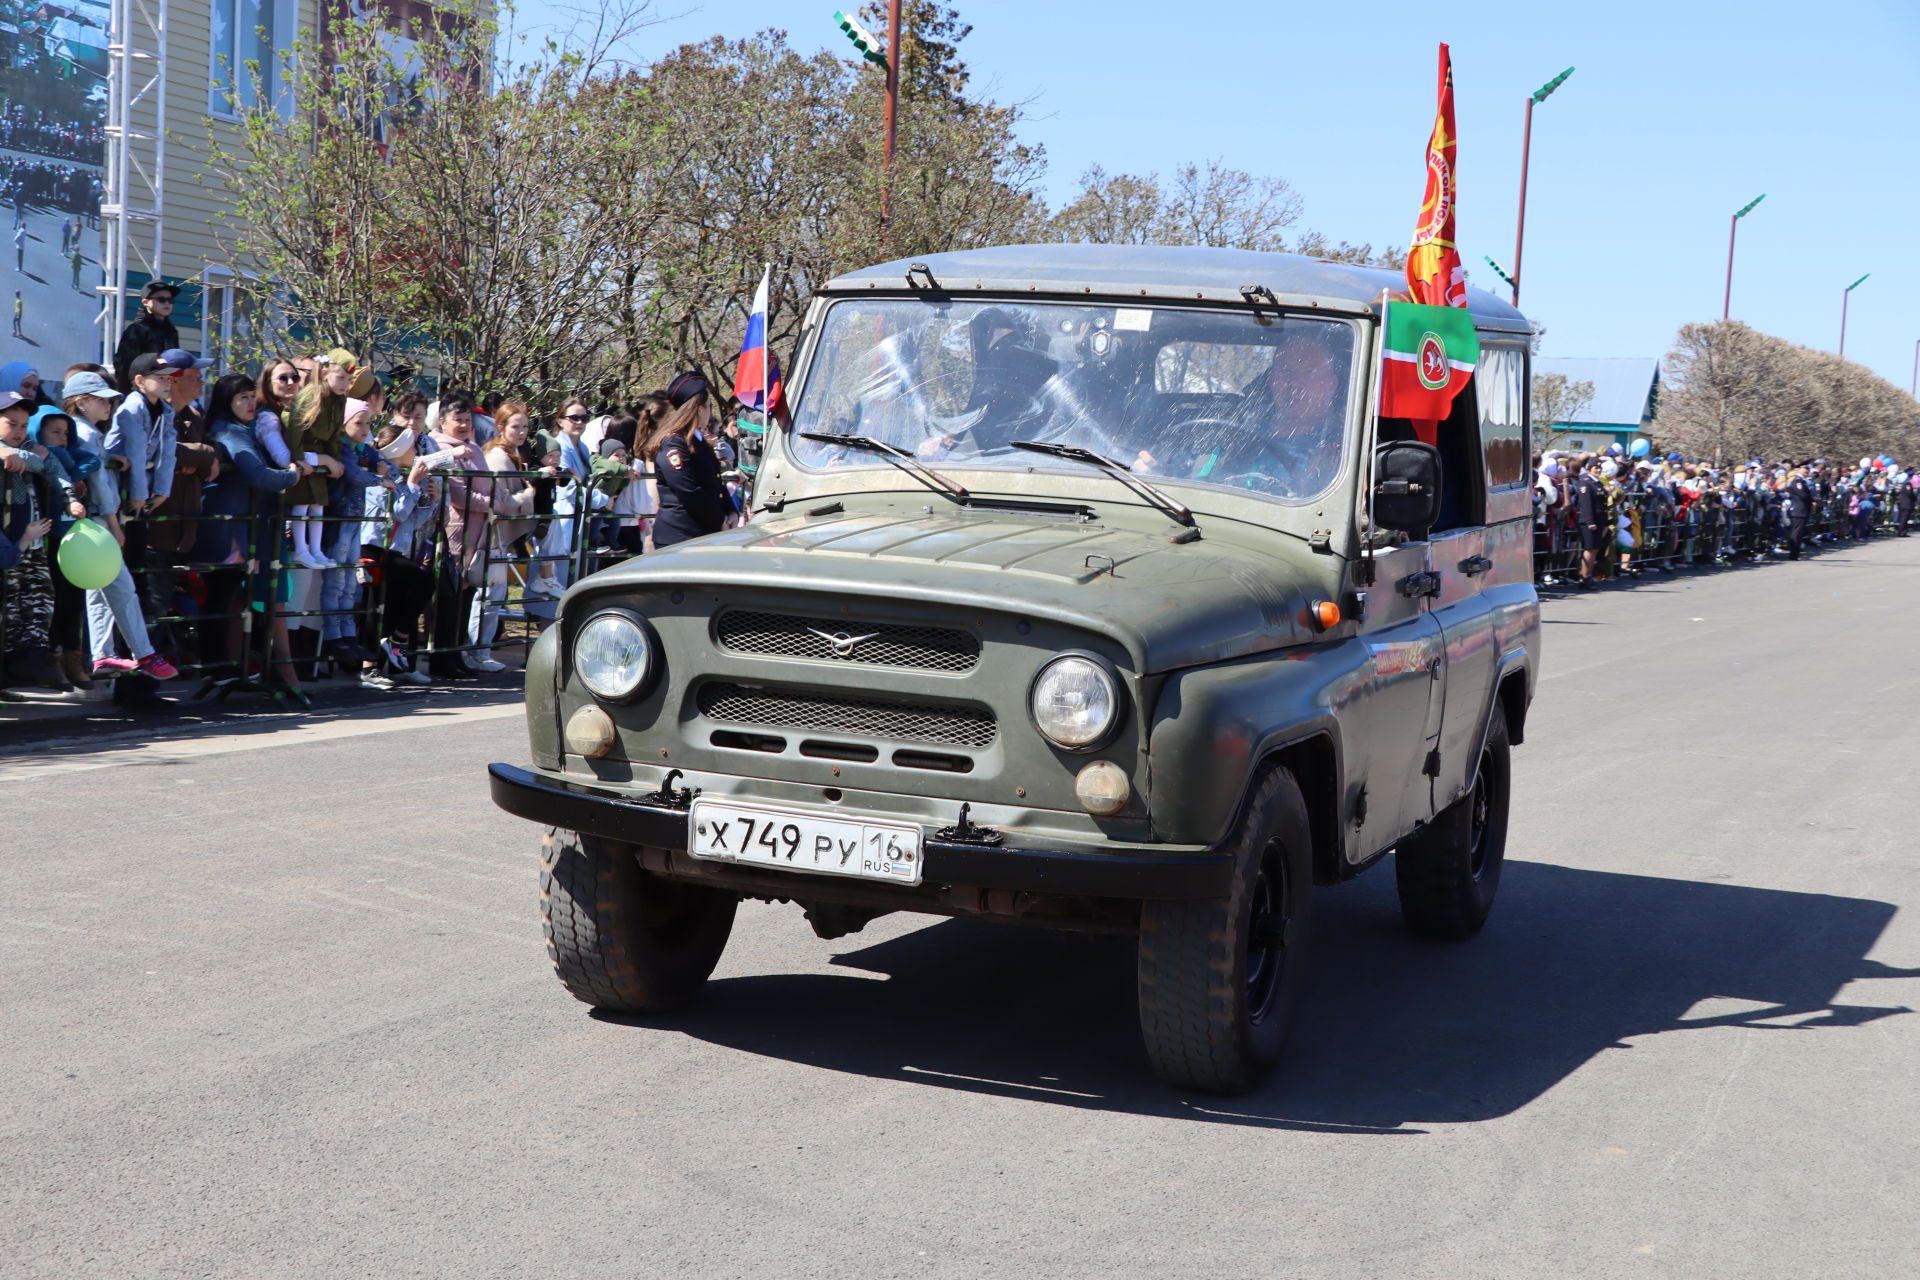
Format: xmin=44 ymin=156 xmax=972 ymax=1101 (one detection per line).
xmin=1256 ymin=732 xmax=1344 ymax=888
xmin=1437 ymin=653 xmax=1531 ymax=812
xmin=1496 ymin=660 xmax=1530 ymax=747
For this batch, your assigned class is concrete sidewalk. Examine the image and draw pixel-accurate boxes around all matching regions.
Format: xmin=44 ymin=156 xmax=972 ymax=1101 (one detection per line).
xmin=0 ymin=659 xmax=526 ymax=747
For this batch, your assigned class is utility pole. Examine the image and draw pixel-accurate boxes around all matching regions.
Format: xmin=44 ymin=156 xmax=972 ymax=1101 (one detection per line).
xmin=1840 ymin=273 xmax=1869 ymax=358
xmin=1722 ymin=194 xmax=1765 ymax=322
xmin=1511 ymin=66 xmax=1573 ymax=307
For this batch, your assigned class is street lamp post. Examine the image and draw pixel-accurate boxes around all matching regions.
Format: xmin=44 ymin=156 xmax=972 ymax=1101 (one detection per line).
xmin=1840 ymin=273 xmax=1870 ymax=358
xmin=1911 ymin=338 xmax=1918 ymax=397
xmin=1511 ymin=66 xmax=1574 ymax=307
xmin=883 ymin=0 xmax=901 ymax=249
xmin=1722 ymin=193 xmax=1765 ymax=322
xmin=833 ymin=7 xmax=901 ymax=248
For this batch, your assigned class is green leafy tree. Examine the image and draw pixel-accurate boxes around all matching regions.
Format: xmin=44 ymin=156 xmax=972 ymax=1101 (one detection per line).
xmin=209 ymin=1 xmax=670 ymax=398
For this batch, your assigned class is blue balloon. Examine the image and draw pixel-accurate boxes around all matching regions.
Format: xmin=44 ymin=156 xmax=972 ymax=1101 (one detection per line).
xmin=1630 ymin=438 xmax=1651 ymax=457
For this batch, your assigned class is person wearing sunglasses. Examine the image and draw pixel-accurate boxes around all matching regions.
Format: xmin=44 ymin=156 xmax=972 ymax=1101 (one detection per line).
xmin=530 ymin=399 xmax=596 ymax=608
xmin=253 ymin=358 xmax=304 ymax=470
xmin=111 ymin=280 xmax=180 ymax=392
xmin=543 ymin=400 xmax=595 ymax=482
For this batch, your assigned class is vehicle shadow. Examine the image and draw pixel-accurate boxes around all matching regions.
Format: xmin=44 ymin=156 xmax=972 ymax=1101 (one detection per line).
xmin=620 ymin=861 xmax=1914 ymax=1133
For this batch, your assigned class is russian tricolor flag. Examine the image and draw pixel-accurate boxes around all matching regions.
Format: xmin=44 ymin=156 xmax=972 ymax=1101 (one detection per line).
xmin=732 ymin=265 xmax=785 ymax=434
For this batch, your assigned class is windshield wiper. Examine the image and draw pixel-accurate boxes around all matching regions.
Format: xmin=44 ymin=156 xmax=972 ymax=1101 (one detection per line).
xmin=799 ymin=432 xmax=970 ymax=503
xmin=1008 ymin=440 xmax=1195 ymax=528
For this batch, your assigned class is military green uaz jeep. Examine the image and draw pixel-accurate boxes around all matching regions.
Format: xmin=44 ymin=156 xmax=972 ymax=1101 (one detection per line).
xmin=490 ymin=245 xmax=1541 ymax=1093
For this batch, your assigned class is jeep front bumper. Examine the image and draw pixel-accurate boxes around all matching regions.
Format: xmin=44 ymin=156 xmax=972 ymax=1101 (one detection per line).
xmin=489 ymin=763 xmax=1231 ymax=901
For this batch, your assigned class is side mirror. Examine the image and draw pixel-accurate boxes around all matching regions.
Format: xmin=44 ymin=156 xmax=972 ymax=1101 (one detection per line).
xmin=1373 ymin=440 xmax=1443 ymax=537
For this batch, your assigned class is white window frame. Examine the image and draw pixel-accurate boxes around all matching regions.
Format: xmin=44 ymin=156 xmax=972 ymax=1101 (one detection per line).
xmin=200 ymin=265 xmax=236 ymax=373
xmin=209 ymin=0 xmax=296 ymax=121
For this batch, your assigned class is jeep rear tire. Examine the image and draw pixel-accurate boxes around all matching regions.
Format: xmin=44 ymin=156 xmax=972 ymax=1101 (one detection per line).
xmin=1395 ymin=705 xmax=1511 ymax=940
xmin=540 ymin=827 xmax=737 ymax=1013
xmin=1136 ymin=766 xmax=1314 ymax=1094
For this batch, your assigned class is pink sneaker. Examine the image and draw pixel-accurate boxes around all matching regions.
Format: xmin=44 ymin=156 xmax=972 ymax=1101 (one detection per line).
xmin=136 ymin=652 xmax=179 ymax=680
xmin=92 ymin=656 xmax=138 ymax=677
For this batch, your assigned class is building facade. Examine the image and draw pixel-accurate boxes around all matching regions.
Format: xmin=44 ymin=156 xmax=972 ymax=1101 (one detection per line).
xmin=1533 ymin=356 xmax=1661 ymax=455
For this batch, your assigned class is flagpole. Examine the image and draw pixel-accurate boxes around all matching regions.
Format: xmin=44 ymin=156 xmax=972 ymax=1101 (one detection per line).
xmin=761 ymin=262 xmax=771 ymax=428
xmin=1363 ymin=289 xmax=1391 ymax=550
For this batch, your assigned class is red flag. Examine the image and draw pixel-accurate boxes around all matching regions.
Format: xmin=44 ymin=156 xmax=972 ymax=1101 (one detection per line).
xmin=1406 ymin=44 xmax=1466 ymax=310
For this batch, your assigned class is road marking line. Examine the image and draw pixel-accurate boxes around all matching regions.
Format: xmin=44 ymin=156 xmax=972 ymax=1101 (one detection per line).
xmin=0 ymin=702 xmax=523 ymax=781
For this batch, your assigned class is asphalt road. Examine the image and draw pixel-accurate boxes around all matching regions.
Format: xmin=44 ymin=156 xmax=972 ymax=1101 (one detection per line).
xmin=5 ymin=539 xmax=1918 ymax=1279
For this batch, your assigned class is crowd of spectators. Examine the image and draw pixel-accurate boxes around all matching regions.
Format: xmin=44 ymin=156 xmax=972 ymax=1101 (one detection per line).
xmin=1 ymin=281 xmax=755 ymax=712
xmin=1532 ymin=444 xmax=1916 ymax=589
xmin=0 ymin=154 xmax=98 ymax=216
xmin=19 ymin=290 xmax=1904 ymax=717
xmin=0 ymin=100 xmax=106 ymax=165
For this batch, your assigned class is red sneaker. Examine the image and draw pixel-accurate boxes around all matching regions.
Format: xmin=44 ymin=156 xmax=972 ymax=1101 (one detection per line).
xmin=92 ymin=656 xmax=138 ymax=677
xmin=136 ymin=652 xmax=179 ymax=680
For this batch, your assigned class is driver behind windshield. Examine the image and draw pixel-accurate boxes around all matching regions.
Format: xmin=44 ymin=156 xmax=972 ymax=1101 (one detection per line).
xmin=1137 ymin=323 xmax=1351 ymax=497
xmin=917 ymin=307 xmax=1058 ymax=460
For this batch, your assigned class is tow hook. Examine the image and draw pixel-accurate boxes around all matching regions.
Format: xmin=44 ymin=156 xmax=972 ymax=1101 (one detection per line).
xmin=645 ymin=769 xmax=698 ymax=811
xmin=935 ymin=802 xmax=1005 ymax=847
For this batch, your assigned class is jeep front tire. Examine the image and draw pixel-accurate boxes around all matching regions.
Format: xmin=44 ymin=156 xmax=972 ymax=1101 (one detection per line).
xmin=1136 ymin=766 xmax=1314 ymax=1094
xmin=539 ymin=827 xmax=737 ymax=1012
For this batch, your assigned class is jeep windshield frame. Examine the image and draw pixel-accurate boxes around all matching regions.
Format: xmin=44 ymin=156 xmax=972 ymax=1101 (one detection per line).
xmin=785 ymin=296 xmax=1364 ymax=511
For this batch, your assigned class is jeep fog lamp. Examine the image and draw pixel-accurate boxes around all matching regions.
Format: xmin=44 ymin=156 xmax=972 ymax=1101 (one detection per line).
xmin=575 ymin=612 xmax=651 ymax=701
xmin=565 ymin=705 xmax=617 ymax=759
xmin=1074 ymin=760 xmax=1131 ymax=815
xmin=1030 ymin=655 xmax=1119 ymax=749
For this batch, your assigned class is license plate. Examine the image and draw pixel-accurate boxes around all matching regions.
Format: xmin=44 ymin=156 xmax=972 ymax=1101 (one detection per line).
xmin=687 ymin=798 xmax=924 ymax=886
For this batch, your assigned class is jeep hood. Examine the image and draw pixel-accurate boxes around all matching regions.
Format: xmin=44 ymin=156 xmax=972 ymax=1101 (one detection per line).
xmin=578 ymin=509 xmax=1328 ymax=673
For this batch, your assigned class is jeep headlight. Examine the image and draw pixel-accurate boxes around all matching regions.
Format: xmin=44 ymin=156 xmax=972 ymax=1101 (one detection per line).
xmin=1030 ymin=655 xmax=1120 ymax=749
xmin=574 ymin=612 xmax=652 ymax=701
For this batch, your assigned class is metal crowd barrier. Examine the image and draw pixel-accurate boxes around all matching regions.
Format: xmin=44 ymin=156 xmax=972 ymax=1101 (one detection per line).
xmin=1529 ymin=483 xmax=1909 ymax=586
xmin=2 ymin=451 xmax=656 ymax=702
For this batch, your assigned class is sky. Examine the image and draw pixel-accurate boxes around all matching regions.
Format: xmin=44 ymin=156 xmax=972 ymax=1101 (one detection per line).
xmin=510 ymin=0 xmax=1920 ymax=392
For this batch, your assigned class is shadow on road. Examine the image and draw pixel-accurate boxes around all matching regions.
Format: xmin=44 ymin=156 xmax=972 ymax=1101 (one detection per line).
xmin=615 ymin=861 xmax=1913 ymax=1133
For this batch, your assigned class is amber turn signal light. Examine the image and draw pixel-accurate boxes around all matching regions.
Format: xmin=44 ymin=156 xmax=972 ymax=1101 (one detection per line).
xmin=1313 ymin=600 xmax=1342 ymax=630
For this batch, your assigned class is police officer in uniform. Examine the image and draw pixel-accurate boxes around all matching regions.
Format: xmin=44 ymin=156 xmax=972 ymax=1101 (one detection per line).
xmin=646 ymin=371 xmax=732 ymax=549
xmin=1811 ymin=461 xmax=1833 ymax=542
xmin=1783 ymin=465 xmax=1814 ymax=560
xmin=1569 ymin=458 xmax=1607 ymax=591
xmin=1892 ymin=466 xmax=1915 ymax=537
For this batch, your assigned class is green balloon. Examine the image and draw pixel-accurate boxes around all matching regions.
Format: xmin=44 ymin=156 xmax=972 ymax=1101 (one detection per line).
xmin=57 ymin=517 xmax=124 ymax=590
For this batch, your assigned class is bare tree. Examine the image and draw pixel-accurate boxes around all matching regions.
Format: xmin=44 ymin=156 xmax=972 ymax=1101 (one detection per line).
xmin=1044 ymin=166 xmax=1167 ymax=246
xmin=1046 ymin=162 xmax=1403 ymax=266
xmin=1530 ymin=372 xmax=1596 ymax=449
xmin=1657 ymin=320 xmax=1920 ymax=464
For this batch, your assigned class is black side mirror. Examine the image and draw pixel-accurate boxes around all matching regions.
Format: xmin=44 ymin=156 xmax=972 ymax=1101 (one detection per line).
xmin=1373 ymin=440 xmax=1443 ymax=537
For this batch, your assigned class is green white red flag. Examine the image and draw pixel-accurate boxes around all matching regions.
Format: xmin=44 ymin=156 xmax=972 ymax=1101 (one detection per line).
xmin=1379 ymin=299 xmax=1478 ymax=420
xmin=1386 ymin=42 xmax=1475 ymax=434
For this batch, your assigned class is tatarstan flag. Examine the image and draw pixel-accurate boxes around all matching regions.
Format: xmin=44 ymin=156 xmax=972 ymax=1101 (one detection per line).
xmin=1380 ymin=299 xmax=1478 ymax=420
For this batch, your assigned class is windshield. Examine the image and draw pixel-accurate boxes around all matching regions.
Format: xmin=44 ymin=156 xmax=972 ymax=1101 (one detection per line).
xmin=789 ymin=298 xmax=1358 ymax=504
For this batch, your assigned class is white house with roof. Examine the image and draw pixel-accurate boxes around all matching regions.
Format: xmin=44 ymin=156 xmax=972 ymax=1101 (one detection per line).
xmin=1533 ymin=356 xmax=1661 ymax=453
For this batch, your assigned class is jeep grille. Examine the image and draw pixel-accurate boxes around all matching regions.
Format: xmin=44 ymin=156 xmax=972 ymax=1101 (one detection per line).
xmin=697 ymin=682 xmax=997 ymax=749
xmin=714 ymin=609 xmax=980 ymax=673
